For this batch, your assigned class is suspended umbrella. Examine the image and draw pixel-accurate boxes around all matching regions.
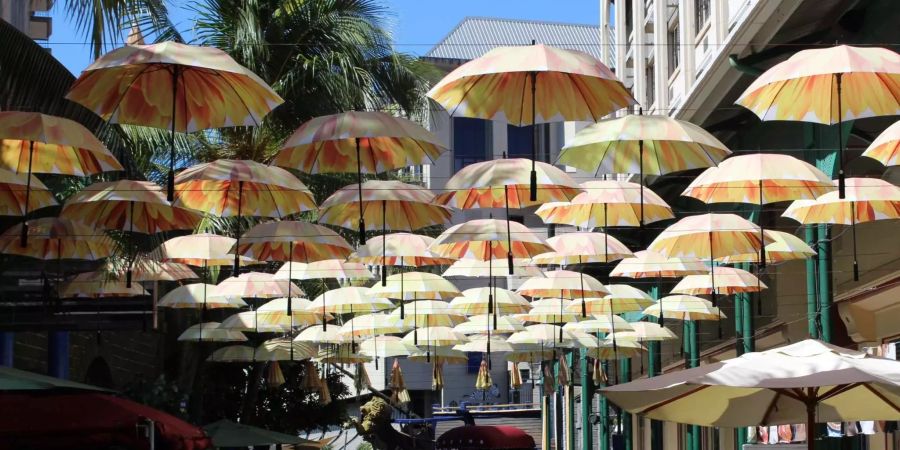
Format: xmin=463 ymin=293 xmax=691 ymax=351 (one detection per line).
xmin=369 ymin=271 xmax=461 ymax=320
xmin=294 ymin=325 xmax=347 ymax=345
xmin=272 ymin=111 xmax=447 ymax=242
xmin=601 ymin=339 xmax=900 ymax=450
xmin=175 ymin=160 xmax=316 ymax=272
xmin=516 ymin=298 xmax=581 ymax=324
xmin=101 ymin=260 xmax=198 ymax=282
xmin=506 ymin=348 xmax=556 ymax=364
xmin=390 ymin=300 xmax=467 ymax=341
xmin=177 ymin=322 xmax=247 ymax=343
xmin=66 ymin=41 xmax=283 ymax=200
xmin=783 ymin=178 xmax=900 ymax=281
xmin=682 ymin=153 xmax=833 ymax=268
xmin=206 ymin=345 xmax=255 ymax=363
xmin=353 ymin=232 xmax=454 ymax=267
xmin=718 ymin=230 xmax=816 ymax=264
xmin=564 ymin=317 xmax=634 ymax=334
xmin=359 ymin=336 xmax=418 ymax=358
xmin=453 ymin=314 xmax=526 ymax=335
xmin=448 ymin=288 xmax=532 ymax=316
xmin=442 ymin=258 xmax=542 ymax=278
xmin=409 ymin=347 xmax=468 ymax=365
xmin=736 ymin=45 xmax=900 ymax=198
xmin=557 ymin=114 xmax=730 ymax=226
xmin=517 ymin=269 xmax=609 ymax=340
xmin=536 ymin=180 xmax=674 ymax=229
xmin=0 ymin=169 xmax=57 ymax=226
xmin=59 ymin=271 xmax=148 ymax=298
xmin=611 ymin=250 xmax=708 ymax=279
xmin=258 ymin=298 xmax=329 ymax=328
xmin=429 ymin=219 xmax=552 ymax=273
xmin=255 ymin=338 xmax=318 ymax=362
xmin=308 ymin=287 xmax=393 ymax=314
xmin=401 ymin=326 xmax=468 ymax=347
xmin=155 ymin=233 xmax=255 ymax=268
xmin=590 ymin=338 xmax=645 ymax=359
xmin=0 ymin=111 xmax=122 ymax=245
xmin=507 ymin=324 xmax=576 ymax=349
xmin=338 ymin=313 xmax=410 ymax=340
xmin=643 ymin=295 xmax=724 ymax=366
xmin=273 ymin=259 xmax=372 ymax=281
xmin=435 ymin=158 xmax=579 ymax=275
xmin=315 ymin=345 xmax=372 ymax=364
xmin=565 ymin=285 xmax=655 ymax=316
xmin=614 ymin=323 xmax=678 ymax=342
xmin=427 ymin=43 xmax=634 ymax=200
xmin=158 ymin=284 xmax=246 ymax=309
xmin=219 ymin=311 xmax=294 ymax=333
xmin=389 ymin=359 xmax=411 ymax=405
xmin=672 ymin=267 xmax=768 ymax=296
xmin=454 ymin=334 xmax=515 ymax=354
xmin=862 ymin=120 xmax=900 ymax=166
xmin=212 ymin=272 xmax=302 ymax=300
xmin=319 ymin=179 xmax=451 ymax=252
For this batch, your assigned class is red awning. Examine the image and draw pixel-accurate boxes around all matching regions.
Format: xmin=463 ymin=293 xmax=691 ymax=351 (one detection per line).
xmin=0 ymin=392 xmax=211 ymax=450
xmin=437 ymin=425 xmax=536 ymax=450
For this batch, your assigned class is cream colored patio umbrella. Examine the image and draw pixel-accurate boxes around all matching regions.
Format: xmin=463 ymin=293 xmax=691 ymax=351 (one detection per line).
xmin=602 ymin=339 xmax=900 ymax=450
xmin=177 ymin=322 xmax=247 ymax=342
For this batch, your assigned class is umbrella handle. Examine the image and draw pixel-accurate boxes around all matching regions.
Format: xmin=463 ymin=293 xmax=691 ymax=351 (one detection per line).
xmin=529 ymin=70 xmax=538 ymax=202
xmin=851 ymin=202 xmax=859 ymax=281
xmin=20 ymin=141 xmax=35 ymax=248
xmin=836 ymin=74 xmax=845 ymax=200
xmin=356 ymin=138 xmax=366 ymax=244
xmin=233 ymin=181 xmax=244 ymax=276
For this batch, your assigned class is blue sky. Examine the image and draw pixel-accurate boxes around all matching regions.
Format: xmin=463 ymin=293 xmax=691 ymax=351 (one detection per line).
xmin=47 ymin=0 xmax=599 ymax=74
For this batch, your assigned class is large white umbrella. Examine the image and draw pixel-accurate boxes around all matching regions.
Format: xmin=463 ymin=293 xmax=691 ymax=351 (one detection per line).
xmin=602 ymin=339 xmax=900 ymax=450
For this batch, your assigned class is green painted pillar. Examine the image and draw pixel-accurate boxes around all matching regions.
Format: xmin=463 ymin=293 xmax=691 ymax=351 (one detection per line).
xmin=647 ymin=285 xmax=664 ymax=450
xmin=581 ymin=349 xmax=593 ymax=450
xmin=687 ymin=321 xmax=701 ymax=450
xmin=741 ymin=262 xmax=755 ymax=354
xmin=566 ymin=353 xmax=575 ymax=450
xmin=805 ymin=225 xmax=819 ymax=339
xmin=620 ymin=359 xmax=633 ymax=450
xmin=600 ymin=361 xmax=610 ymax=450
xmin=734 ymin=290 xmax=745 ymax=354
xmin=817 ymin=224 xmax=832 ymax=342
xmin=542 ymin=361 xmax=552 ymax=450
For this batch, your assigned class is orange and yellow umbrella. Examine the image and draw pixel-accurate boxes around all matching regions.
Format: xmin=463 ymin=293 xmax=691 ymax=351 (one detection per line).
xmin=536 ymin=180 xmax=674 ymax=228
xmin=718 ymin=230 xmax=816 ymax=264
xmin=557 ymin=114 xmax=730 ymax=225
xmin=318 ymin=179 xmax=451 ymax=249
xmin=516 ymin=270 xmax=608 ymax=301
xmin=61 ymin=180 xmax=201 ymax=234
xmin=158 ymin=283 xmax=246 ymax=309
xmin=610 ymin=250 xmax=708 ymax=279
xmin=535 ymin=232 xmax=633 ymax=265
xmin=154 ymin=233 xmax=256 ymax=268
xmin=435 ymin=158 xmax=581 ymax=209
xmin=101 ymin=260 xmax=198 ymax=282
xmin=352 ymin=233 xmax=455 ymax=267
xmin=233 ymin=221 xmax=353 ymax=263
xmin=0 ymin=169 xmax=57 ymax=219
xmin=60 ymin=271 xmax=149 ymax=298
xmin=428 ymin=219 xmax=552 ymax=263
xmin=66 ymin=41 xmax=283 ymax=199
xmin=174 ymin=159 xmax=317 ymax=273
xmin=862 ymin=120 xmax=900 ymax=166
xmin=671 ymin=267 xmax=767 ymax=296
xmin=427 ymin=44 xmax=634 ymax=199
xmin=0 ymin=111 xmax=122 ymax=245
xmin=442 ymin=259 xmax=542 ymax=278
xmin=735 ymin=45 xmax=900 ymax=197
xmin=212 ymin=272 xmax=303 ymax=300
xmin=274 ymin=259 xmax=373 ymax=281
xmin=783 ymin=178 xmax=900 ymax=280
xmin=0 ymin=217 xmax=112 ymax=261
xmin=565 ymin=284 xmax=655 ymax=316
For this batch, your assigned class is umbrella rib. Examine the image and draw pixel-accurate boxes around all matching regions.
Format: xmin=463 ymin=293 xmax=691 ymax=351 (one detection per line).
xmin=449 ymin=73 xmax=488 ymax=119
xmin=566 ymin=72 xmax=600 ymax=122
xmin=759 ymin=391 xmax=781 ymax=425
xmin=816 ymin=382 xmax=861 ymax=402
xmin=860 ymin=384 xmax=900 ymax=413
xmin=638 ymin=384 xmax=710 ymax=415
xmin=103 ymin=64 xmax=161 ymax=129
xmin=212 ymin=71 xmax=263 ymax=128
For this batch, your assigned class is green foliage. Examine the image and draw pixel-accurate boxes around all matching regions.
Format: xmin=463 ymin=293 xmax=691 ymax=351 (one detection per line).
xmin=123 ymin=375 xmax=189 ymax=418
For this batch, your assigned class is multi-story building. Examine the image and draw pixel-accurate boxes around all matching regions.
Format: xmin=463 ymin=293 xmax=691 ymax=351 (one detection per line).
xmin=1 ymin=0 xmax=53 ymax=45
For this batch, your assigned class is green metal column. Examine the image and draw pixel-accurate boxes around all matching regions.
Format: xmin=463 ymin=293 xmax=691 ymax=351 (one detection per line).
xmin=648 ymin=285 xmax=663 ymax=450
xmin=805 ymin=225 xmax=819 ymax=339
xmin=741 ymin=262 xmax=755 ymax=354
xmin=581 ymin=349 xmax=593 ymax=450
xmin=542 ymin=361 xmax=552 ymax=450
xmin=620 ymin=359 xmax=633 ymax=450
xmin=600 ymin=361 xmax=610 ymax=450
xmin=566 ymin=352 xmax=575 ymax=450
xmin=687 ymin=321 xmax=701 ymax=450
xmin=817 ymin=224 xmax=832 ymax=343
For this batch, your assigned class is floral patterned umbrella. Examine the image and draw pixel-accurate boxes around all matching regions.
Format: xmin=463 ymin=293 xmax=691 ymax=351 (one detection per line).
xmin=672 ymin=267 xmax=768 ymax=296
xmin=60 ymin=271 xmax=149 ymax=298
xmin=174 ymin=160 xmax=316 ymax=274
xmin=158 ymin=284 xmax=246 ymax=309
xmin=177 ymin=322 xmax=247 ymax=343
xmin=535 ymin=180 xmax=674 ymax=229
xmin=862 ymin=120 xmax=900 ymax=166
xmin=272 ymin=111 xmax=447 ymax=239
xmin=319 ymin=180 xmax=451 ymax=235
xmin=0 ymin=169 xmax=57 ymax=220
xmin=66 ymin=41 xmax=283 ymax=200
xmin=155 ymin=233 xmax=256 ymax=268
xmin=429 ymin=219 xmax=552 ymax=263
xmin=718 ymin=230 xmax=816 ymax=264
xmin=0 ymin=217 xmax=111 ymax=261
xmin=428 ymin=44 xmax=634 ymax=199
xmin=735 ymin=45 xmax=900 ymax=198
xmin=783 ymin=178 xmax=900 ymax=281
xmin=0 ymin=111 xmax=122 ymax=245
xmin=352 ymin=232 xmax=455 ymax=267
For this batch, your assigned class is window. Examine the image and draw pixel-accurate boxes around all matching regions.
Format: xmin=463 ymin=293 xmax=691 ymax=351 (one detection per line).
xmin=668 ymin=22 xmax=680 ymax=74
xmin=646 ymin=63 xmax=656 ymax=107
xmin=625 ymin=0 xmax=634 ymax=37
xmin=695 ymin=0 xmax=710 ymax=34
xmin=453 ymin=117 xmax=491 ymax=172
xmin=466 ymin=352 xmax=482 ymax=374
xmin=507 ymin=124 xmax=551 ymax=162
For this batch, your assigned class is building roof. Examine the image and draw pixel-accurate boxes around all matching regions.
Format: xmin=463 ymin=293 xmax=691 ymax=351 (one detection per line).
xmin=424 ymin=16 xmax=601 ymax=62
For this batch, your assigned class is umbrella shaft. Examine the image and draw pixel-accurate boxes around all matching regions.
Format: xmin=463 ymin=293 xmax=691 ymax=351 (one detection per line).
xmin=20 ymin=142 xmax=35 ymax=248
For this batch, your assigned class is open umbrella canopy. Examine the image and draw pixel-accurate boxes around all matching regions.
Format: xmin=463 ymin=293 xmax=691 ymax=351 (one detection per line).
xmin=178 ymin=322 xmax=247 ymax=342
xmin=0 ymin=365 xmax=112 ymax=392
xmin=454 ymin=314 xmax=526 ymax=335
xmin=534 ymin=232 xmax=633 ymax=264
xmin=427 ymin=44 xmax=633 ymax=125
xmin=672 ymin=267 xmax=768 ymax=295
xmin=507 ymin=324 xmax=576 ymax=347
xmin=275 ymin=259 xmax=373 ymax=281
xmin=258 ymin=298 xmax=329 ymax=325
xmin=516 ymin=298 xmax=580 ymax=324
xmin=442 ymin=258 xmax=542 ymax=278
xmin=0 ymin=169 xmax=57 ymax=217
xmin=862 ymin=120 xmax=900 ymax=166
xmin=353 ymin=233 xmax=455 ymax=267
xmin=648 ymin=213 xmax=769 ymax=261
xmin=101 ymin=260 xmax=198 ymax=282
xmin=613 ymin=322 xmax=678 ymax=341
xmin=61 ymin=180 xmax=201 ymax=233
xmin=359 ymin=336 xmax=419 ymax=358
xmin=516 ymin=270 xmax=609 ymax=298
xmin=642 ymin=295 xmax=725 ymax=321
xmin=0 ymin=217 xmax=112 ymax=260
xmin=219 ymin=311 xmax=294 ymax=333
xmin=428 ymin=219 xmax=552 ymax=260
xmin=204 ymin=419 xmax=317 ymax=448
xmin=434 ymin=158 xmax=582 ymax=208
xmin=60 ymin=272 xmax=149 ymax=298
xmin=610 ymin=250 xmax=708 ymax=279
xmin=273 ymin=111 xmax=447 ymax=174
xmin=602 ymin=340 xmax=900 ymax=437
xmin=783 ymin=178 xmax=900 ymax=224
xmin=391 ymin=300 xmax=467 ymax=328
xmin=369 ymin=271 xmax=461 ymax=300
xmin=454 ymin=334 xmax=515 ymax=353
xmin=578 ymin=285 xmax=655 ymax=314
xmin=255 ymin=338 xmax=318 ymax=361
xmin=294 ymin=325 xmax=346 ymax=344
xmin=401 ymin=326 xmax=469 ymax=347
xmin=338 ymin=313 xmax=410 ymax=339
xmin=409 ymin=347 xmax=468 ymax=365
xmin=212 ymin=272 xmax=303 ymax=299
xmin=233 ymin=221 xmax=353 ymax=263
xmin=154 ymin=233 xmax=256 ymax=267
xmin=207 ymin=345 xmax=255 ymax=363
xmin=158 ymin=283 xmax=246 ymax=309
xmin=682 ymin=153 xmax=834 ymax=204
xmin=590 ymin=338 xmax=646 ymax=359
xmin=557 ymin=114 xmax=730 ymax=176
xmin=448 ymin=287 xmax=532 ymax=316
xmin=318 ymin=180 xmax=451 ymax=231
xmin=719 ymin=230 xmax=816 ymax=264
xmin=536 ymin=180 xmax=674 ymax=227
xmin=563 ymin=316 xmax=633 ymax=334
xmin=308 ymin=287 xmax=394 ymax=314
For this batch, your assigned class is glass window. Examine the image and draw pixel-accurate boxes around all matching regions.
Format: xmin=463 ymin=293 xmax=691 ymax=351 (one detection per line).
xmin=695 ymin=0 xmax=710 ymax=34
xmin=668 ymin=22 xmax=680 ymax=74
xmin=646 ymin=63 xmax=656 ymax=106
xmin=453 ymin=117 xmax=491 ymax=172
xmin=507 ymin=124 xmax=551 ymax=162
